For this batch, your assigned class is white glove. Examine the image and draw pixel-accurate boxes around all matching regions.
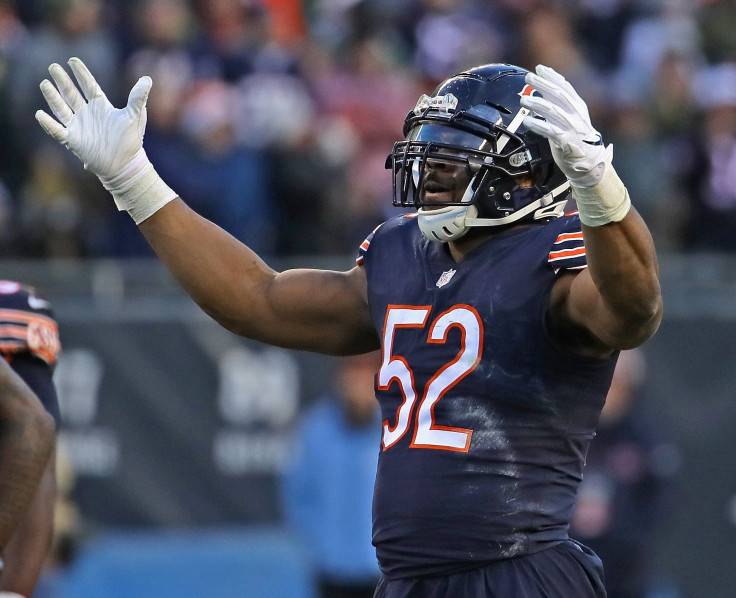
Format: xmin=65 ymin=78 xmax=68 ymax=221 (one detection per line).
xmin=520 ymin=65 xmax=630 ymax=226
xmin=35 ymin=57 xmax=177 ymax=224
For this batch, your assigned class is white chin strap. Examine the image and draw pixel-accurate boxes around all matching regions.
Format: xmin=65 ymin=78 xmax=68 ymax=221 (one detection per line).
xmin=417 ymin=180 xmax=571 ymax=243
xmin=417 ymin=204 xmax=479 ymax=243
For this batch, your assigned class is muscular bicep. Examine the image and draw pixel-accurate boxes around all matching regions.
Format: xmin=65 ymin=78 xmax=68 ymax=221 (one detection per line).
xmin=139 ymin=200 xmax=379 ymax=356
xmin=548 ymin=271 xmax=618 ymax=358
xmin=216 ymin=265 xmax=379 ymax=355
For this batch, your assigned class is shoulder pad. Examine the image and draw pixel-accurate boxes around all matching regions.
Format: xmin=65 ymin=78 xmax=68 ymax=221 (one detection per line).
xmin=0 ymin=281 xmax=60 ymax=365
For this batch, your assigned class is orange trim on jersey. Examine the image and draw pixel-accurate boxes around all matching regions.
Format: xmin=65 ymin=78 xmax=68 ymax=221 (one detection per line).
xmin=0 ymin=309 xmax=60 ymax=364
xmin=0 ymin=324 xmax=30 ymax=338
xmin=0 ymin=340 xmax=26 ymax=351
xmin=549 ymin=247 xmax=586 ymax=261
xmin=409 ymin=305 xmax=480 ymax=453
xmin=554 ymin=232 xmax=584 ymax=244
xmin=379 ymin=305 xmax=432 ymax=450
xmin=0 ymin=309 xmax=57 ymax=327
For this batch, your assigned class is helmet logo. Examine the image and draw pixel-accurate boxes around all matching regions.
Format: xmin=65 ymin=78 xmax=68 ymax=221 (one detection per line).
xmin=414 ymin=93 xmax=458 ymax=115
xmin=436 ymin=268 xmax=457 ymax=288
xmin=519 ymin=84 xmax=536 ymax=97
xmin=509 ymin=150 xmax=532 ymax=168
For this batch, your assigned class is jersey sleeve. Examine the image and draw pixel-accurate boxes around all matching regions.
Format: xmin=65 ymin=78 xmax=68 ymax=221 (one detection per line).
xmin=547 ymin=212 xmax=587 ymax=274
xmin=0 ymin=281 xmax=61 ymax=366
xmin=356 ymin=223 xmax=383 ymax=266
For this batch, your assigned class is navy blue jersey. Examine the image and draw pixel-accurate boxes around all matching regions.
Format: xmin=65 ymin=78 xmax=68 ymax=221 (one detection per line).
xmin=358 ymin=214 xmax=617 ymax=580
xmin=0 ymin=281 xmax=61 ymax=426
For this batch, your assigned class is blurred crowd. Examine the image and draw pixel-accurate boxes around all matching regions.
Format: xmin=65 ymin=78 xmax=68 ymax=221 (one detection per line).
xmin=0 ymin=0 xmax=735 ymax=258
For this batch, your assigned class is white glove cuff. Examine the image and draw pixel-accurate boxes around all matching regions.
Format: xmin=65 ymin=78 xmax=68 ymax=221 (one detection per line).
xmin=100 ymin=150 xmax=178 ymax=224
xmin=571 ymin=161 xmax=631 ymax=227
xmin=0 ymin=592 xmax=27 ymax=597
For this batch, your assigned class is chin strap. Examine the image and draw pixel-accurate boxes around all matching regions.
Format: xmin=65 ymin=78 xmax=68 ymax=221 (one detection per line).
xmin=464 ymin=180 xmax=570 ymax=228
xmin=416 ymin=180 xmax=570 ymax=242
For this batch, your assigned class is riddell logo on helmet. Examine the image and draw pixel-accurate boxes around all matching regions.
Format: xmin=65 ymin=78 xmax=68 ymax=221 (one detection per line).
xmin=509 ymin=150 xmax=532 ymax=168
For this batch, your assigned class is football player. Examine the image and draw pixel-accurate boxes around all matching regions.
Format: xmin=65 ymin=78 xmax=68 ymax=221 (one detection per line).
xmin=0 ymin=281 xmax=58 ymax=598
xmin=36 ymin=59 xmax=662 ymax=597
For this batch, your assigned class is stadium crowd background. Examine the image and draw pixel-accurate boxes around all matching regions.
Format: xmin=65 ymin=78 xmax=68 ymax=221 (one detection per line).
xmin=0 ymin=0 xmax=735 ymax=260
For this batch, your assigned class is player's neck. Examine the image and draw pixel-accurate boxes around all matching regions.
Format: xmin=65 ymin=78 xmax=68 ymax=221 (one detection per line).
xmin=447 ymin=234 xmax=491 ymax=262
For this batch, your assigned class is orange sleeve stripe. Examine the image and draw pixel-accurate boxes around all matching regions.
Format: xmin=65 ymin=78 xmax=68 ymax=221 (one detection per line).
xmin=0 ymin=310 xmax=60 ymax=364
xmin=554 ymin=232 xmax=584 ymax=243
xmin=549 ymin=247 xmax=586 ymax=261
xmin=0 ymin=341 xmax=26 ymax=351
xmin=0 ymin=324 xmax=30 ymax=338
xmin=0 ymin=309 xmax=57 ymax=328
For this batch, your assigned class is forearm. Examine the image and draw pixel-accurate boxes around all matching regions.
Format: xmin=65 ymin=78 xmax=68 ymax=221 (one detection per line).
xmin=139 ymin=199 xmax=278 ymax=333
xmin=575 ymin=207 xmax=662 ymax=347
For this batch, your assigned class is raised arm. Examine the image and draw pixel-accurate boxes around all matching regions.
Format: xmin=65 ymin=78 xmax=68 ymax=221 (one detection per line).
xmin=521 ymin=66 xmax=662 ymax=356
xmin=139 ymin=200 xmax=377 ymax=354
xmin=35 ymin=58 xmax=378 ymax=355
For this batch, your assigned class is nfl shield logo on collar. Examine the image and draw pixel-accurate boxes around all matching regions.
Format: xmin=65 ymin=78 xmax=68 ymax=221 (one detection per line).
xmin=436 ymin=269 xmax=456 ymax=288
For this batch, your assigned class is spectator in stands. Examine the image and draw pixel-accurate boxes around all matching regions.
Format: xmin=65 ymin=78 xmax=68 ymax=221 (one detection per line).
xmin=681 ymin=63 xmax=736 ymax=251
xmin=7 ymin=0 xmax=118 ymax=257
xmin=281 ymin=352 xmax=381 ymax=598
xmin=8 ymin=0 xmax=118 ymax=150
xmin=1 ymin=0 xmax=736 ymax=259
xmin=117 ymin=0 xmax=278 ymax=256
xmin=604 ymin=76 xmax=686 ymax=250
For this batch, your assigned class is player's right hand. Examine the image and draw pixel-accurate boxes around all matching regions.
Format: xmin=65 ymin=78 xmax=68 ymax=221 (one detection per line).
xmin=35 ymin=57 xmax=151 ymax=180
xmin=520 ymin=65 xmax=610 ymax=189
xmin=35 ymin=57 xmax=177 ymax=224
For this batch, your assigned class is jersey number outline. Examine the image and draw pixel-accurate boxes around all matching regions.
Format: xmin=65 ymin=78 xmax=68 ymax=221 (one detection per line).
xmin=379 ymin=305 xmax=483 ymax=452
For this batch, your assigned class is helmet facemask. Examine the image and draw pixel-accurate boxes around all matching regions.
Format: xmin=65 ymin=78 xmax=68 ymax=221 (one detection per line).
xmin=386 ymin=66 xmax=571 ymax=242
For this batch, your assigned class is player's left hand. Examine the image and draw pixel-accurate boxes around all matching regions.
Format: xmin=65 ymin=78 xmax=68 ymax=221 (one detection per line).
xmin=520 ymin=65 xmax=610 ymax=188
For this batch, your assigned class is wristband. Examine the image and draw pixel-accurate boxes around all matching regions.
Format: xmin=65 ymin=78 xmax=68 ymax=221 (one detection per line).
xmin=99 ymin=149 xmax=178 ymax=225
xmin=571 ymin=160 xmax=631 ymax=227
xmin=0 ymin=593 xmax=27 ymax=597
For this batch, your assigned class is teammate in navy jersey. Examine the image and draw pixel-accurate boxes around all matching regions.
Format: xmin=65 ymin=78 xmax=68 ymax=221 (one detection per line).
xmin=0 ymin=281 xmax=61 ymax=597
xmin=36 ymin=59 xmax=662 ymax=597
xmin=0 ymin=281 xmax=58 ymax=597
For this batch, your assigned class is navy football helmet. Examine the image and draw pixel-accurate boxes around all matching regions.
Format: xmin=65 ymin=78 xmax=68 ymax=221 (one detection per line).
xmin=387 ymin=64 xmax=571 ymax=242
